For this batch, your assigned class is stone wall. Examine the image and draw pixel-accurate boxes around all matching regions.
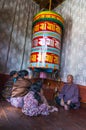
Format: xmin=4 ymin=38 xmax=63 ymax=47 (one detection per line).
xmin=0 ymin=0 xmax=39 ymax=73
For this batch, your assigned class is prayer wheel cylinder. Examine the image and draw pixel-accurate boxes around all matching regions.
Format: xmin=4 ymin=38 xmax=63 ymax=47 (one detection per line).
xmin=29 ymin=11 xmax=64 ymax=71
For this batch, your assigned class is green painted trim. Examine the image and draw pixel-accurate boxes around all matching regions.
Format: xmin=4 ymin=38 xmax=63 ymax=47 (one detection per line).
xmin=33 ymin=10 xmax=64 ymax=20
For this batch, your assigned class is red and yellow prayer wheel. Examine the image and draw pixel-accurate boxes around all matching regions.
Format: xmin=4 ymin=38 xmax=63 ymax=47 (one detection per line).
xmin=29 ymin=11 xmax=64 ymax=72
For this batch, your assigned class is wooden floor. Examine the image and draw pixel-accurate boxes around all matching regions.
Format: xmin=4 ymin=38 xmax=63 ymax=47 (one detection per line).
xmin=0 ymin=100 xmax=86 ymax=130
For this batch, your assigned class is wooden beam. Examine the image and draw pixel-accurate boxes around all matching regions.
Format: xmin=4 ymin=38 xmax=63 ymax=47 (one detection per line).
xmin=33 ymin=0 xmax=65 ymax=10
xmin=39 ymin=0 xmax=49 ymax=9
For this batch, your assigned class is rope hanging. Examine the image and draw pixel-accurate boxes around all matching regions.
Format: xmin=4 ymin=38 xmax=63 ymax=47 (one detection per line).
xmin=49 ymin=0 xmax=52 ymax=10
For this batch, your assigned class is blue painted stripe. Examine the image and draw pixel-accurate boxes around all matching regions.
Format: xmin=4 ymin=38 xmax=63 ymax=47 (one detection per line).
xmin=33 ymin=31 xmax=61 ymax=41
xmin=31 ymin=46 xmax=60 ymax=55
xmin=29 ymin=62 xmax=59 ymax=69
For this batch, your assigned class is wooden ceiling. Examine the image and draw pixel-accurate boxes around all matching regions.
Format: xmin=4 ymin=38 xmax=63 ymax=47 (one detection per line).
xmin=33 ymin=0 xmax=65 ymax=10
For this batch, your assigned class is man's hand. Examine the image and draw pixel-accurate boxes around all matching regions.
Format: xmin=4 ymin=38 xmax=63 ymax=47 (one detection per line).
xmin=67 ymin=100 xmax=71 ymax=105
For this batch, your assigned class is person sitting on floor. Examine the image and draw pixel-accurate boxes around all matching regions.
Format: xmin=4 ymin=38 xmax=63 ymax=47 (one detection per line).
xmin=2 ymin=70 xmax=18 ymax=102
xmin=55 ymin=75 xmax=80 ymax=110
xmin=22 ymin=80 xmax=58 ymax=116
xmin=10 ymin=70 xmax=32 ymax=108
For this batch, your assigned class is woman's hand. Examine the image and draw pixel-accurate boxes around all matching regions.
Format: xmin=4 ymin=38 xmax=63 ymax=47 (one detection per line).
xmin=60 ymin=98 xmax=65 ymax=106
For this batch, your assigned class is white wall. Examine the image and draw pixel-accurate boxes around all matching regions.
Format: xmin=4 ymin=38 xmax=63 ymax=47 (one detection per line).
xmin=54 ymin=0 xmax=86 ymax=86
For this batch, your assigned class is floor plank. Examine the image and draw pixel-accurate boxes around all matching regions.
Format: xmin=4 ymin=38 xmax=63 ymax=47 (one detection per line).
xmin=0 ymin=101 xmax=86 ymax=130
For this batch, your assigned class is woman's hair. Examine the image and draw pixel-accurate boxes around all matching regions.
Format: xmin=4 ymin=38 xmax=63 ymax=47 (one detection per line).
xmin=35 ymin=80 xmax=42 ymax=88
xmin=18 ymin=70 xmax=28 ymax=78
xmin=29 ymin=81 xmax=42 ymax=102
xmin=10 ymin=70 xmax=17 ymax=77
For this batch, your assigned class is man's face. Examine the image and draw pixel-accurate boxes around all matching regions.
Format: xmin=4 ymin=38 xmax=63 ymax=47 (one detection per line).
xmin=67 ymin=75 xmax=73 ymax=84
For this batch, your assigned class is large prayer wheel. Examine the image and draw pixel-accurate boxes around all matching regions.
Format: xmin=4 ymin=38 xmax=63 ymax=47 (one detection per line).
xmin=29 ymin=11 xmax=64 ymax=72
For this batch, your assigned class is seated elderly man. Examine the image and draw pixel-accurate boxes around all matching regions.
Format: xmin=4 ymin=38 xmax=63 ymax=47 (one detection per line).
xmin=55 ymin=75 xmax=80 ymax=110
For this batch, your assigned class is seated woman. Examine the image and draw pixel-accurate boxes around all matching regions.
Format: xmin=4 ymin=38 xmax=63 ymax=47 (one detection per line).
xmin=2 ymin=70 xmax=18 ymax=102
xmin=55 ymin=75 xmax=80 ymax=110
xmin=10 ymin=70 xmax=32 ymax=108
xmin=22 ymin=81 xmax=58 ymax=116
